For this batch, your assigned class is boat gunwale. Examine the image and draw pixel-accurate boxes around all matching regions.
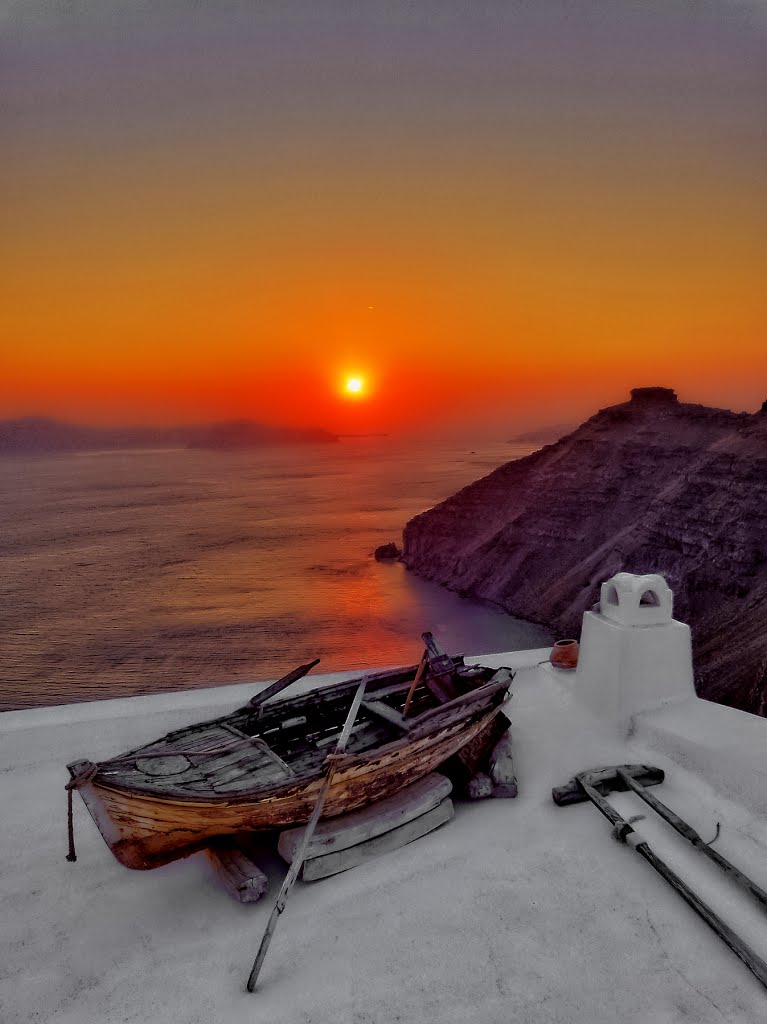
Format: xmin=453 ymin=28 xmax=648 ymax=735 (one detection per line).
xmin=89 ymin=693 xmax=508 ymax=806
xmin=110 ymin=661 xmax=428 ymax=764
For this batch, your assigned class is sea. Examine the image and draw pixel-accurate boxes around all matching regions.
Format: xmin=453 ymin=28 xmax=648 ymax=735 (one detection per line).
xmin=0 ymin=438 xmax=552 ymax=711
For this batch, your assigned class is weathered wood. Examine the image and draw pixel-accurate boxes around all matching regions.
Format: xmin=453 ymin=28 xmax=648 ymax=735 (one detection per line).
xmin=211 ymin=764 xmax=284 ymax=793
xmin=247 ymin=664 xmax=421 ymax=722
xmin=366 ymin=677 xmax=425 ymax=701
xmin=206 ymin=840 xmax=269 ymax=903
xmin=133 ymin=755 xmax=193 ymax=777
xmin=466 ymin=773 xmax=494 ymax=801
xmin=202 ymin=764 xmax=280 ymax=793
xmin=551 ymin=765 xmax=665 ymax=806
xmin=408 ymin=698 xmax=497 ymax=743
xmin=316 ymin=721 xmax=369 ymax=749
xmin=455 ymin=665 xmax=485 ymax=681
xmin=411 ymin=670 xmax=512 ymax=729
xmin=616 ymin=768 xmax=767 ymax=912
xmin=438 ymin=711 xmax=511 ymax=793
xmin=361 ymin=699 xmax=412 ymax=733
xmin=452 ymin=711 xmax=511 ymax=777
xmin=71 ymin=704 xmax=500 ymax=869
xmin=301 ymin=797 xmax=455 ymax=881
xmin=571 ymin=775 xmax=767 ymax=992
xmin=421 ymin=631 xmax=460 ymax=702
xmin=246 ymin=678 xmax=369 ymax=992
xmin=221 ymin=725 xmax=296 ymax=778
xmin=636 ymin=841 xmax=767 ymax=990
xmin=278 ymin=773 xmax=452 ymax=861
xmin=249 ymin=658 xmax=321 ymax=715
xmin=68 ymin=654 xmax=509 ymax=872
xmin=187 ymin=745 xmax=258 ymax=771
xmin=421 ymin=631 xmax=450 ymax=665
xmin=403 ymin=652 xmax=428 ymax=718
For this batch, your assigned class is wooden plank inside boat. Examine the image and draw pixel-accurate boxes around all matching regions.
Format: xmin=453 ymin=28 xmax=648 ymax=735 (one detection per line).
xmin=361 ymin=700 xmax=412 ymax=733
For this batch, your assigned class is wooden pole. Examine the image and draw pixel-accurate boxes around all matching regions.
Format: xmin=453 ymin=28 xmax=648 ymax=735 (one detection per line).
xmin=249 ymin=658 xmax=321 ymax=716
xmin=576 ymin=775 xmax=767 ymax=991
xmin=616 ymin=767 xmax=767 ymax=912
xmin=246 ymin=678 xmax=368 ymax=992
xmin=402 ymin=651 xmax=428 ymax=719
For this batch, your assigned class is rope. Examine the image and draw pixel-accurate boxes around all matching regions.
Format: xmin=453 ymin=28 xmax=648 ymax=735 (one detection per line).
xmin=706 ymin=822 xmax=722 ymax=846
xmin=611 ymin=814 xmax=645 ymax=844
xmin=65 ymin=762 xmax=99 ymax=862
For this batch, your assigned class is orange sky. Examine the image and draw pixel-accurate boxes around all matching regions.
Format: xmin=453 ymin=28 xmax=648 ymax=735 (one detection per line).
xmin=3 ymin=4 xmax=766 ymax=434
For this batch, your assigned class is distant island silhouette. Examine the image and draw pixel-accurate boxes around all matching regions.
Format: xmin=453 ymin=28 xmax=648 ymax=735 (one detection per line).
xmin=0 ymin=417 xmax=339 ymax=455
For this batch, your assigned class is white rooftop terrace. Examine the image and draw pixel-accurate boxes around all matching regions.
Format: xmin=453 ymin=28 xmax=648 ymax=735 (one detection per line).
xmin=2 ymin=573 xmax=767 ymax=1024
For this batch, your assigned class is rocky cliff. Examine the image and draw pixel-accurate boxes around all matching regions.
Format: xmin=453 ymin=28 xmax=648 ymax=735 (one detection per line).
xmin=402 ymin=388 xmax=766 ymax=714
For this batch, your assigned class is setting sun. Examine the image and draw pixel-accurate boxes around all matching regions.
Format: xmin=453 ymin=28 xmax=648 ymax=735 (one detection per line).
xmin=345 ymin=376 xmax=364 ymax=395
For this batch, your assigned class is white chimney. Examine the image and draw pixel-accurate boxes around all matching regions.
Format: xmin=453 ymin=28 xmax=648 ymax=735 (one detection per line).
xmin=574 ymin=572 xmax=695 ymax=733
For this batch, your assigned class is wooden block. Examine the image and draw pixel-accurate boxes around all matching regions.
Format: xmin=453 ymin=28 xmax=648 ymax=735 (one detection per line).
xmin=488 ymin=729 xmax=518 ymax=797
xmin=278 ymin=772 xmax=452 ymax=862
xmin=491 ymin=782 xmax=518 ymax=799
xmin=300 ymin=797 xmax=455 ymax=881
xmin=466 ymin=772 xmax=494 ymax=800
xmin=205 ymin=840 xmax=269 ymax=903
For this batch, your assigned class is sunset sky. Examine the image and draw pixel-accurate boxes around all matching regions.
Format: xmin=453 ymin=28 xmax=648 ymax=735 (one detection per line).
xmin=3 ymin=2 xmax=766 ymax=434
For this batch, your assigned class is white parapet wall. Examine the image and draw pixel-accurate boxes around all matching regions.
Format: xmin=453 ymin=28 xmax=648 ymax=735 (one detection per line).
xmin=633 ymin=697 xmax=767 ymax=817
xmin=573 ymin=572 xmax=696 ymax=733
xmin=571 ymin=570 xmax=767 ymax=815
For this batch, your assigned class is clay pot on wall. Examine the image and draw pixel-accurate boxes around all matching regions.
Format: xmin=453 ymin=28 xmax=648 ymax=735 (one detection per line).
xmin=550 ymin=639 xmax=579 ymax=670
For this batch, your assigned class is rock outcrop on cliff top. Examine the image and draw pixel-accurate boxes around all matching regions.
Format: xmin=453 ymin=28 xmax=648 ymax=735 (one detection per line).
xmin=402 ymin=388 xmax=767 ymax=714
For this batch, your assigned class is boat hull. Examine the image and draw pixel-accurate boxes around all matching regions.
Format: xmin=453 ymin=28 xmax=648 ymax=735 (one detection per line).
xmin=73 ymin=704 xmax=503 ymax=870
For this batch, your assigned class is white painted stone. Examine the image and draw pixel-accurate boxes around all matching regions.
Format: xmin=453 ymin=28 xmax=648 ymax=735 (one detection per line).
xmin=488 ymin=731 xmax=515 ymax=787
xmin=599 ymin=571 xmax=673 ymax=627
xmin=574 ymin=572 xmax=695 ymax=734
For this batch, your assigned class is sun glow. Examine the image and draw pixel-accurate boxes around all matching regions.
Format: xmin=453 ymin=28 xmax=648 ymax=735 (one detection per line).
xmin=345 ymin=376 xmax=364 ymax=395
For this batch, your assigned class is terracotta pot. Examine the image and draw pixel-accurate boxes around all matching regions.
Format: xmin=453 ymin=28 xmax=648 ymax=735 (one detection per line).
xmin=550 ymin=639 xmax=579 ymax=670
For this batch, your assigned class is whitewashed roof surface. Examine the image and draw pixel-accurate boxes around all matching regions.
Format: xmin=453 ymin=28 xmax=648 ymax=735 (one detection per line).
xmin=2 ymin=648 xmax=766 ymax=1024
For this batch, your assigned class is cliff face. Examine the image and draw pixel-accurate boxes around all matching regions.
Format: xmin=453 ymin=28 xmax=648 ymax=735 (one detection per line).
xmin=402 ymin=389 xmax=766 ymax=714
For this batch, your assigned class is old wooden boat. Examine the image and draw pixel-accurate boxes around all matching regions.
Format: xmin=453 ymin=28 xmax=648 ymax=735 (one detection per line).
xmin=67 ymin=637 xmax=513 ymax=870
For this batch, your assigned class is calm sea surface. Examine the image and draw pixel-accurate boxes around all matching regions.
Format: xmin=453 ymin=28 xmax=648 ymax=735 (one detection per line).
xmin=0 ymin=438 xmax=551 ymax=711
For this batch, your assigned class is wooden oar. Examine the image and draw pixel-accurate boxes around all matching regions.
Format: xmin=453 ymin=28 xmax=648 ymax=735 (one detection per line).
xmin=573 ymin=773 xmax=767 ymax=991
xmin=249 ymin=658 xmax=320 ymax=717
xmin=246 ymin=677 xmax=368 ymax=992
xmin=402 ymin=650 xmax=428 ymax=718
